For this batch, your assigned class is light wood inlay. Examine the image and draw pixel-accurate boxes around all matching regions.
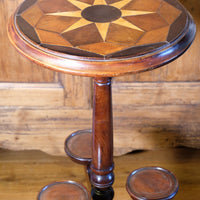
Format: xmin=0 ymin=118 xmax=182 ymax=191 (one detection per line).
xmin=68 ymin=0 xmax=91 ymax=10
xmin=121 ymin=10 xmax=155 ymax=16
xmin=112 ymin=17 xmax=144 ymax=31
xmin=95 ymin=23 xmax=110 ymax=41
xmin=13 ymin=0 xmax=187 ymax=58
xmin=93 ymin=0 xmax=107 ymax=5
xmin=47 ymin=11 xmax=82 ymax=17
xmin=62 ymin=18 xmax=92 ymax=33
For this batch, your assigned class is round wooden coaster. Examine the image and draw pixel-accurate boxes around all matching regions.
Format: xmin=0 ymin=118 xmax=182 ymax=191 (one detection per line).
xmin=65 ymin=130 xmax=92 ymax=164
xmin=126 ymin=166 xmax=179 ymax=200
xmin=38 ymin=180 xmax=91 ymax=200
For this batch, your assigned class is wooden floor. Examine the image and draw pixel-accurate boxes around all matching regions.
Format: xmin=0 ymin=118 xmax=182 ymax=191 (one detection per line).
xmin=0 ymin=148 xmax=199 ymax=200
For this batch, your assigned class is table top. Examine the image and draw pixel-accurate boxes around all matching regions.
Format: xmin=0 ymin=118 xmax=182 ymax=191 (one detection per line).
xmin=8 ymin=0 xmax=196 ymax=77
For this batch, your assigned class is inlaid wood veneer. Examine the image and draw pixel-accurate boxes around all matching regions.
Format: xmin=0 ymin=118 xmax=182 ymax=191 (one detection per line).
xmin=8 ymin=0 xmax=195 ymax=77
xmin=15 ymin=0 xmax=184 ymax=56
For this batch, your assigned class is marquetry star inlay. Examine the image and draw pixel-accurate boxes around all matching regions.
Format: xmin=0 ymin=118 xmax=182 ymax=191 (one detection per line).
xmin=17 ymin=0 xmax=183 ymax=56
xmin=47 ymin=0 xmax=155 ymax=40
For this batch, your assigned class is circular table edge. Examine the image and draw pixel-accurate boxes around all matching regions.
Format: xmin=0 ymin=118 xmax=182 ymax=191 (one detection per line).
xmin=8 ymin=10 xmax=196 ymax=77
xmin=37 ymin=180 xmax=91 ymax=200
xmin=126 ymin=166 xmax=179 ymax=200
xmin=64 ymin=129 xmax=92 ymax=165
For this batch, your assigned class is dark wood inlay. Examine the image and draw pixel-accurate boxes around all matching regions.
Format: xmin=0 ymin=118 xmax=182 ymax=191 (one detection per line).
xmin=107 ymin=42 xmax=167 ymax=58
xmin=106 ymin=0 xmax=121 ymax=4
xmin=81 ymin=5 xmax=121 ymax=23
xmin=41 ymin=44 xmax=103 ymax=57
xmin=10 ymin=0 xmax=195 ymax=69
xmin=167 ymin=11 xmax=187 ymax=42
xmin=14 ymin=0 xmax=189 ymax=58
xmin=77 ymin=0 xmax=95 ymax=5
xmin=16 ymin=15 xmax=40 ymax=44
xmin=18 ymin=0 xmax=37 ymax=14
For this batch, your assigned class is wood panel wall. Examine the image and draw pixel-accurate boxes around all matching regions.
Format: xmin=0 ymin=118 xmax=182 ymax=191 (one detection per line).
xmin=0 ymin=0 xmax=199 ymax=156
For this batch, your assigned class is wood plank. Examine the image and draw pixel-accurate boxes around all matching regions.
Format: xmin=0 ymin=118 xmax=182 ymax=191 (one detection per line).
xmin=0 ymin=105 xmax=199 ymax=156
xmin=0 ymin=148 xmax=199 ymax=200
xmin=112 ymin=82 xmax=200 ymax=106
xmin=0 ymin=0 xmax=55 ymax=82
xmin=0 ymin=83 xmax=64 ymax=106
xmin=113 ymin=104 xmax=200 ymax=155
xmin=59 ymin=74 xmax=92 ymax=108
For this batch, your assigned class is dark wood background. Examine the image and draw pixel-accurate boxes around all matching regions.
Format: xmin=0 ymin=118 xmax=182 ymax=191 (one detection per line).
xmin=0 ymin=0 xmax=199 ymax=156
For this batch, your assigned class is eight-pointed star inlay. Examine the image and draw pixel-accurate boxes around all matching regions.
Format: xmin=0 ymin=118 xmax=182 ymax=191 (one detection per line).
xmin=17 ymin=0 xmax=183 ymax=56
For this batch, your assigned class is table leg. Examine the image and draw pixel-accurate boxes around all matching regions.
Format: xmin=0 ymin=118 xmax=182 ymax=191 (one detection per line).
xmin=90 ymin=77 xmax=114 ymax=200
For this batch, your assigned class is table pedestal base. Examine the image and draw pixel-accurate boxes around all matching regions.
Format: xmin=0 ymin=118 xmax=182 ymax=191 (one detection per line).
xmin=91 ymin=187 xmax=114 ymax=200
xmin=38 ymin=78 xmax=179 ymax=200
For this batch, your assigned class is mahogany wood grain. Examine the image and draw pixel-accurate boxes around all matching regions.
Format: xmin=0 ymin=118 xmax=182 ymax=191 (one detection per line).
xmin=7 ymin=0 xmax=196 ymax=77
xmin=64 ymin=129 xmax=92 ymax=165
xmin=126 ymin=167 xmax=179 ymax=200
xmin=38 ymin=181 xmax=91 ymax=200
xmin=91 ymin=78 xmax=114 ymax=189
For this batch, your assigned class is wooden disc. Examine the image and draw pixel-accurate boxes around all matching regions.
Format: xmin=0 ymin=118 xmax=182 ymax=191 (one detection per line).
xmin=65 ymin=130 xmax=92 ymax=164
xmin=38 ymin=180 xmax=90 ymax=200
xmin=126 ymin=167 xmax=179 ymax=200
xmin=8 ymin=0 xmax=196 ymax=77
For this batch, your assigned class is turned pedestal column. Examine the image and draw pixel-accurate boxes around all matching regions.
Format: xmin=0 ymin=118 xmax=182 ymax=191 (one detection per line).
xmin=91 ymin=77 xmax=114 ymax=199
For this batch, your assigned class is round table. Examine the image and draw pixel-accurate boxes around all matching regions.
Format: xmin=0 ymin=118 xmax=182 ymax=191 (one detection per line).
xmin=8 ymin=0 xmax=196 ymax=199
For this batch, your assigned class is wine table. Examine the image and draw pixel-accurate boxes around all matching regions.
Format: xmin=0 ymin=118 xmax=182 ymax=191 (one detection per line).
xmin=8 ymin=0 xmax=196 ymax=199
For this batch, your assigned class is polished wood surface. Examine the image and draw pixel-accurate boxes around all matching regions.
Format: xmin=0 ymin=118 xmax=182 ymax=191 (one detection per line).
xmin=14 ymin=0 xmax=183 ymax=56
xmin=1 ymin=0 xmax=199 ymax=82
xmin=38 ymin=181 xmax=91 ymax=200
xmin=64 ymin=129 xmax=92 ymax=164
xmin=0 ymin=148 xmax=199 ymax=200
xmin=8 ymin=0 xmax=196 ymax=77
xmin=91 ymin=78 xmax=114 ymax=189
xmin=126 ymin=167 xmax=178 ymax=200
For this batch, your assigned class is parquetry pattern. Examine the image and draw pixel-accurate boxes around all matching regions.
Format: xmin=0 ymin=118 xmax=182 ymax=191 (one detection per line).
xmin=16 ymin=0 xmax=186 ymax=58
